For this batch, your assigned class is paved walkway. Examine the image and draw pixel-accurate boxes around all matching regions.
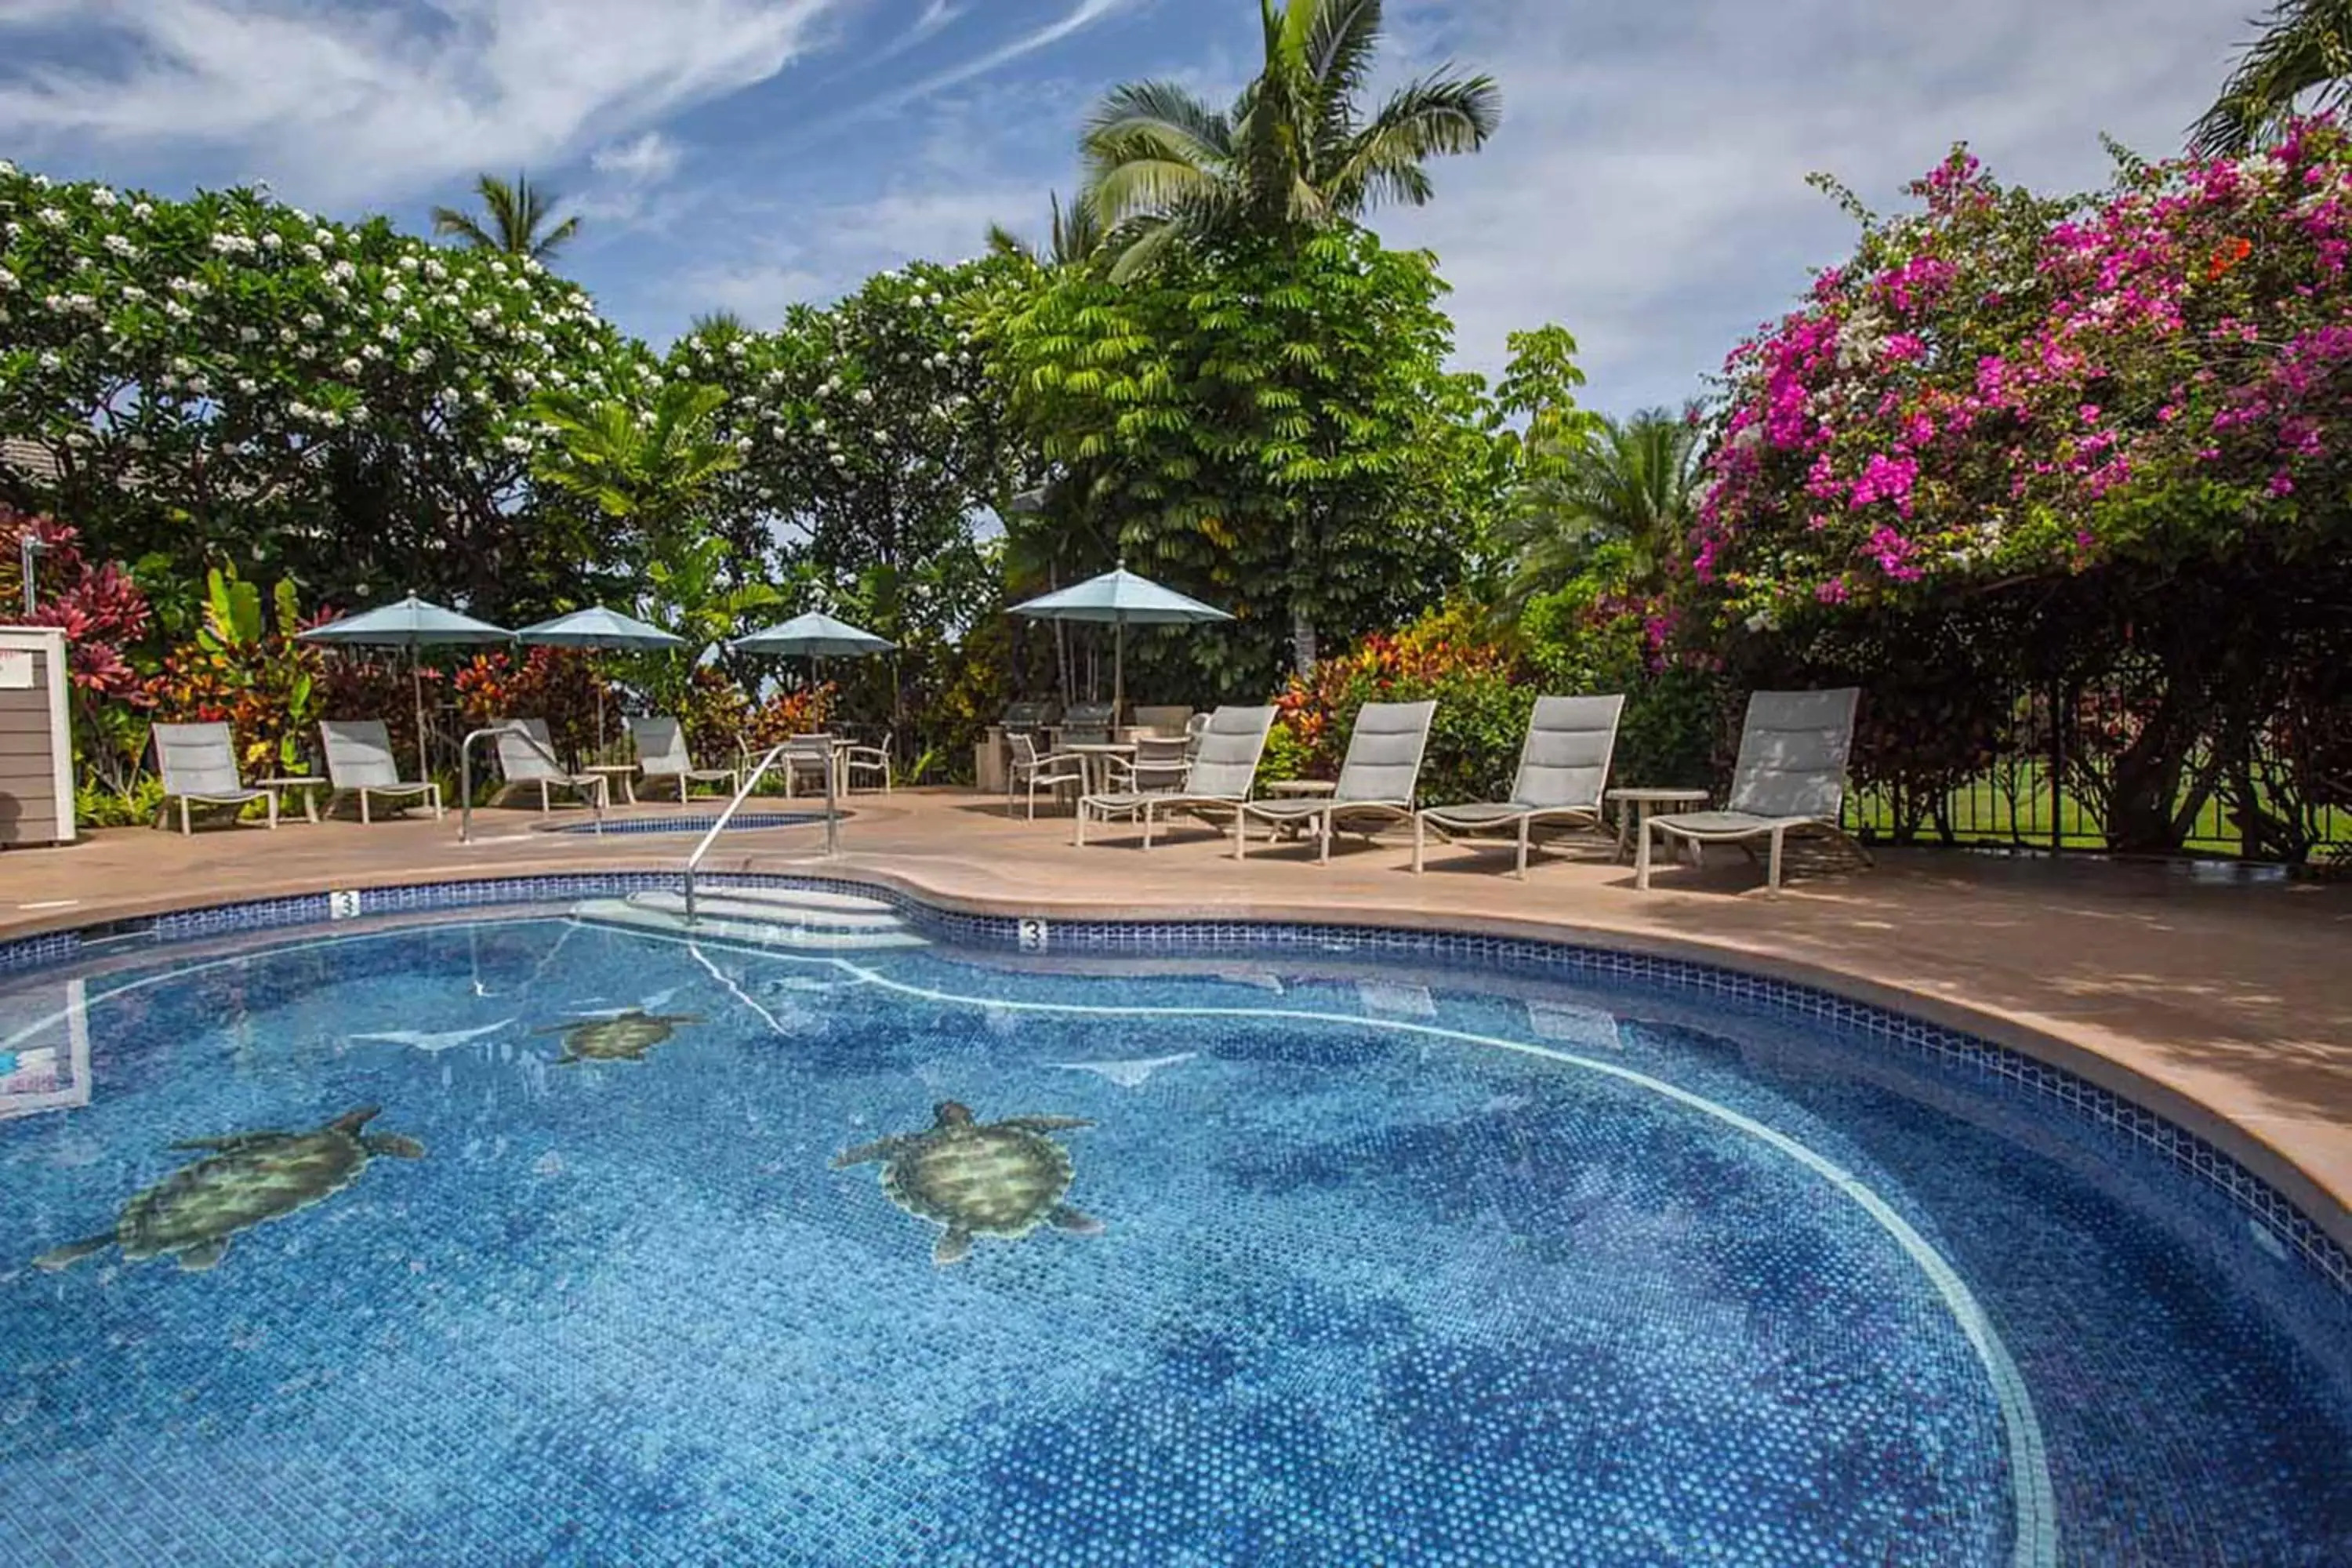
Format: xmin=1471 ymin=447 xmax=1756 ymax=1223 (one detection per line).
xmin=5 ymin=789 xmax=2349 ymax=1248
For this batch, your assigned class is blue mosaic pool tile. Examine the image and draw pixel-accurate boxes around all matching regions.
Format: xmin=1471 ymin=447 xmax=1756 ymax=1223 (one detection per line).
xmin=0 ymin=867 xmax=2344 ymax=1309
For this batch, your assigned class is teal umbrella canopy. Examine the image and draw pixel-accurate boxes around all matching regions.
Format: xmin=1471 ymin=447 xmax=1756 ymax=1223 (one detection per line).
xmin=297 ymin=593 xmax=514 ymax=781
xmin=1008 ymin=564 xmax=1229 ymax=716
xmin=732 ymin=612 xmax=896 ymax=658
xmin=514 ymin=607 xmax=686 ymax=651
xmin=299 ymin=592 xmax=514 ymax=648
xmin=1007 ymin=565 xmax=1231 ymax=626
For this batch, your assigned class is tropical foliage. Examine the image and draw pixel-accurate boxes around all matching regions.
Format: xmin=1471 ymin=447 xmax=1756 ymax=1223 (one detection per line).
xmin=2194 ymin=0 xmax=2352 ymax=155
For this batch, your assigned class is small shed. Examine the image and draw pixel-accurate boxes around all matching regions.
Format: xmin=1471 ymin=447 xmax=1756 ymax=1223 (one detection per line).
xmin=0 ymin=626 xmax=75 ymax=848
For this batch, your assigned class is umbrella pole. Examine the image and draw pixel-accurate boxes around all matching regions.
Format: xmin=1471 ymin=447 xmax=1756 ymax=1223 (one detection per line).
xmin=411 ymin=651 xmax=429 ymax=783
xmin=1113 ymin=618 xmax=1125 ymax=725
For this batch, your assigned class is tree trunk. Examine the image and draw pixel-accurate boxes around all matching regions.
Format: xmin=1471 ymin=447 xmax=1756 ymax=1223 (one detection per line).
xmin=1290 ymin=602 xmax=1317 ymax=677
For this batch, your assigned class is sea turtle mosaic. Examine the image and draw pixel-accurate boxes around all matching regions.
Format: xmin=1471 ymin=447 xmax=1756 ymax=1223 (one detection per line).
xmin=539 ymin=1009 xmax=702 ymax=1064
xmin=833 ymin=1100 xmax=1103 ymax=1266
xmin=32 ymin=1105 xmax=423 ymax=1274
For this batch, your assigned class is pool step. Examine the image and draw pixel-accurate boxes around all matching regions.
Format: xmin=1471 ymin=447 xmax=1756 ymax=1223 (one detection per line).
xmin=571 ymin=888 xmax=927 ymax=951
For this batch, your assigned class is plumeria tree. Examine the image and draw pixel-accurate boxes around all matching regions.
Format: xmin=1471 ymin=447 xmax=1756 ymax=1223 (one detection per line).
xmin=666 ymin=256 xmax=1023 ymax=737
xmin=1693 ymin=122 xmax=2352 ymax=853
xmin=0 ymin=162 xmax=648 ymax=615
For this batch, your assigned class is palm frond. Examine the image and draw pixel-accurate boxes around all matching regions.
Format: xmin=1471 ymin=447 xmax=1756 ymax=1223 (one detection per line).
xmin=1081 ymin=80 xmax=1233 ymax=165
xmin=2191 ymin=0 xmax=2352 ymax=154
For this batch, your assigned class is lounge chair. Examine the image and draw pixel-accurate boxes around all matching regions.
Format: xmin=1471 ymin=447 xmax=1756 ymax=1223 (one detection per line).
xmin=319 ymin=720 xmax=443 ymax=823
xmin=1074 ymin=705 xmax=1277 ymax=848
xmin=151 ymin=721 xmax=278 ymax=834
xmin=627 ymin=717 xmax=739 ymax=804
xmin=493 ymin=718 xmax=608 ymax=813
xmin=1233 ymin=700 xmax=1438 ymax=863
xmin=1412 ymin=695 xmax=1624 ymax=878
xmin=1635 ymin=688 xmax=1868 ymax=893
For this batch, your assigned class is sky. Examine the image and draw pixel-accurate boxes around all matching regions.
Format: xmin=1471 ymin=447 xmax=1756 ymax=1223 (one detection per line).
xmin=0 ymin=0 xmax=2256 ymax=413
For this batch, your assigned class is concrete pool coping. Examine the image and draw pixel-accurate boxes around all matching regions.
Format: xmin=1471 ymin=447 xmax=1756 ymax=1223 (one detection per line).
xmin=3 ymin=788 xmax=2348 ymax=1263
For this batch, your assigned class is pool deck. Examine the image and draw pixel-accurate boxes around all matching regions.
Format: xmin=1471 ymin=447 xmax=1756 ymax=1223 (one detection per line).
xmin=5 ymin=789 xmax=2350 ymax=1251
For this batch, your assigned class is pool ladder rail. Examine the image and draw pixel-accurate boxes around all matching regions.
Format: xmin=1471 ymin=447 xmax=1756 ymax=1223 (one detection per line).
xmin=458 ymin=723 xmax=604 ymax=844
xmin=683 ymin=735 xmax=841 ymax=925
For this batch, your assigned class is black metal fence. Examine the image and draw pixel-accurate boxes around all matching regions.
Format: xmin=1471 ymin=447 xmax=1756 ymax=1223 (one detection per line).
xmin=1840 ymin=677 xmax=2349 ymax=864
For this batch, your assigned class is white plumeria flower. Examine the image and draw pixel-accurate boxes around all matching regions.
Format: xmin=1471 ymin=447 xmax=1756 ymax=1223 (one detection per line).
xmin=131 ymin=201 xmax=153 ymax=220
xmin=811 ymin=418 xmax=826 ymax=434
xmin=424 ymin=259 xmax=446 ymax=281
xmin=0 ymin=268 xmax=14 ymax=292
xmin=37 ymin=207 xmax=67 ymax=227
xmin=829 ymin=452 xmax=848 ymax=467
xmin=501 ymin=435 xmax=530 ymax=454
xmin=37 ymin=350 xmax=61 ymax=370
xmin=121 ymin=284 xmax=144 ymax=301
xmin=383 ymin=281 xmax=405 ymax=303
xmin=238 ymin=377 xmax=258 ymax=394
xmin=28 ymin=172 xmax=49 ymax=188
xmin=261 ymin=231 xmax=282 ymax=251
xmin=0 ymin=159 xmax=13 ymax=176
xmin=187 ymin=374 xmax=209 ymax=394
xmin=853 ymin=388 xmax=873 ymax=406
xmin=165 ymin=299 xmax=192 ymax=321
xmin=314 ymin=229 xmax=335 ymax=246
xmin=170 ymin=356 xmax=194 ymax=374
xmin=103 ymin=234 xmax=136 ymax=257
xmin=239 ymin=325 xmax=260 ymax=343
xmin=299 ymin=244 xmax=322 ymax=263
xmin=361 ymin=343 xmax=383 ymax=361
xmin=340 ymin=357 xmax=362 ymax=376
xmin=397 ymin=255 xmax=418 ymax=272
xmin=300 ymin=311 xmax=325 ymax=329
xmin=91 ymin=187 xmax=115 ymax=208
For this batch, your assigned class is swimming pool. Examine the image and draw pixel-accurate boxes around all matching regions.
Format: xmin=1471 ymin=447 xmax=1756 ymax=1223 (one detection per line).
xmin=3 ymin=900 xmax=2347 ymax=1564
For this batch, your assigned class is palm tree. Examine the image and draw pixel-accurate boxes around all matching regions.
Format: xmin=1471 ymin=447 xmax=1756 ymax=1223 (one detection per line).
xmin=1494 ymin=407 xmax=1702 ymax=617
xmin=432 ymin=172 xmax=582 ymax=261
xmin=984 ymin=191 xmax=1105 ymax=268
xmin=2192 ymin=0 xmax=2352 ymax=156
xmin=1080 ymin=0 xmax=1500 ymax=279
xmin=528 ymin=381 xmax=741 ymax=532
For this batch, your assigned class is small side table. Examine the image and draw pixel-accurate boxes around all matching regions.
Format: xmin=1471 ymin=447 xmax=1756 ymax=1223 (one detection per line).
xmin=585 ymin=764 xmax=640 ymax=806
xmin=1606 ymin=786 xmax=1711 ymax=864
xmin=1265 ymin=779 xmax=1336 ymax=797
xmin=261 ymin=776 xmax=330 ymax=824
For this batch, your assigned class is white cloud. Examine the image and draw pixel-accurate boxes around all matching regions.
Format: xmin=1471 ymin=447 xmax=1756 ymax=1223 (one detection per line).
xmin=1376 ymin=0 xmax=2254 ymax=412
xmin=858 ymin=0 xmax=1145 ymax=117
xmin=0 ymin=0 xmax=840 ymax=205
xmin=591 ymin=129 xmax=684 ymax=185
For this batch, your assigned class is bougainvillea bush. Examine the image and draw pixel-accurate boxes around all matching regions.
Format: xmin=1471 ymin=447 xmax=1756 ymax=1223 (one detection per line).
xmin=1696 ymin=120 xmax=2352 ymax=615
xmin=1694 ymin=122 xmax=2352 ymax=855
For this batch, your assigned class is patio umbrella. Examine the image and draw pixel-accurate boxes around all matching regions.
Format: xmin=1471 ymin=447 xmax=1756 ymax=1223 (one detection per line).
xmin=515 ymin=606 xmax=688 ymax=756
xmin=299 ymin=593 xmax=514 ymax=780
xmin=733 ymin=611 xmax=895 ymax=696
xmin=1007 ymin=563 xmax=1231 ymax=717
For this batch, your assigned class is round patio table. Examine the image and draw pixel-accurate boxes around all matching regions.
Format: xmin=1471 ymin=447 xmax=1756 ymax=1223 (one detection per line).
xmin=585 ymin=764 xmax=640 ymax=806
xmin=1606 ymin=786 xmax=1711 ymax=863
xmin=261 ymin=775 xmax=329 ymax=825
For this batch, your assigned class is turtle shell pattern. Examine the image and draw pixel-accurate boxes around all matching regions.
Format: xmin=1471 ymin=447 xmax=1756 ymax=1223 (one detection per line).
xmin=881 ymin=1121 xmax=1077 ymax=1239
xmin=546 ymin=1010 xmax=702 ymax=1062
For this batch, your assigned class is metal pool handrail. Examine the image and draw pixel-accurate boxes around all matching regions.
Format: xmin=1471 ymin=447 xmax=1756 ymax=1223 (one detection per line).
xmin=459 ymin=722 xmax=603 ymax=844
xmin=683 ymin=735 xmax=839 ymax=924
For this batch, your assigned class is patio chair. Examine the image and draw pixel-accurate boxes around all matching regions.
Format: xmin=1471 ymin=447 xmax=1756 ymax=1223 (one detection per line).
xmin=493 ymin=718 xmax=608 ymax=813
xmin=1075 ymin=706 xmax=1276 ymax=848
xmin=319 ymin=720 xmax=444 ymax=824
xmin=1635 ymin=687 xmax=1869 ymax=893
xmin=627 ymin=717 xmax=740 ymax=805
xmin=781 ymin=734 xmax=840 ymax=800
xmin=1233 ymin=700 xmax=1438 ymax=864
xmin=151 ymin=722 xmax=278 ymax=835
xmin=1412 ymin=695 xmax=1624 ymax=879
xmin=1008 ymin=731 xmax=1086 ymax=819
xmin=840 ymin=731 xmax=893 ymax=794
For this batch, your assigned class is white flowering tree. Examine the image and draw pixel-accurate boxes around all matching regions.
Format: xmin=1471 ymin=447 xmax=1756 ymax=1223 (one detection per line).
xmin=0 ymin=162 xmax=651 ymax=614
xmin=666 ymin=256 xmax=1025 ymax=735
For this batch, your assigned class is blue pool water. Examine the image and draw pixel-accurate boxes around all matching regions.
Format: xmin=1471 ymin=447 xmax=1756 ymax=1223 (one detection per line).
xmin=2 ymin=913 xmax=2347 ymax=1565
